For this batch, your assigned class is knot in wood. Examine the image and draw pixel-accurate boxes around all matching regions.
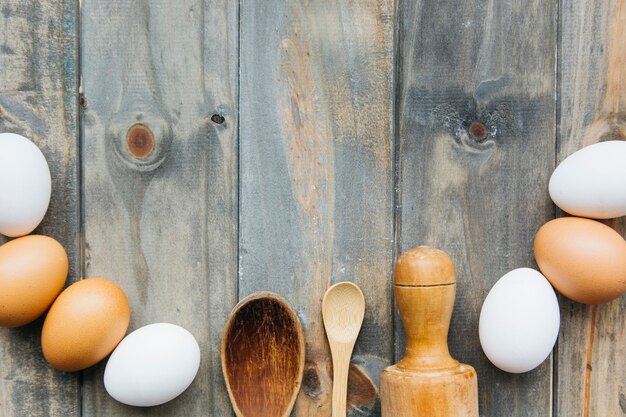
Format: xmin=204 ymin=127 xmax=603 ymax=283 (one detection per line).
xmin=126 ymin=123 xmax=155 ymax=159
xmin=211 ymin=114 xmax=225 ymax=124
xmin=468 ymin=122 xmax=487 ymax=141
xmin=301 ymin=364 xmax=322 ymax=399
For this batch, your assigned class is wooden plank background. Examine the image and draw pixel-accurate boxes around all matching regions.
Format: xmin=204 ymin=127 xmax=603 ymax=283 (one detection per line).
xmin=0 ymin=1 xmax=80 ymax=416
xmin=0 ymin=0 xmax=624 ymax=416
xmin=396 ymin=0 xmax=557 ymax=415
xmin=239 ymin=1 xmax=394 ymax=416
xmin=80 ymin=0 xmax=237 ymax=415
xmin=557 ymin=1 xmax=626 ymax=416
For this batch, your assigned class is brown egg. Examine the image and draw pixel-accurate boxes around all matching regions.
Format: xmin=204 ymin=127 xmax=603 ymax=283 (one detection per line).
xmin=534 ymin=217 xmax=626 ymax=304
xmin=0 ymin=235 xmax=68 ymax=327
xmin=41 ymin=278 xmax=130 ymax=372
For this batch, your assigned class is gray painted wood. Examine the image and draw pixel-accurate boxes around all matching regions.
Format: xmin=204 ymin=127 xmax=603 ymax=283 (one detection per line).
xmin=1 ymin=1 xmax=624 ymax=416
xmin=396 ymin=1 xmax=557 ymax=416
xmin=239 ymin=1 xmax=395 ymax=416
xmin=80 ymin=0 xmax=237 ymax=415
xmin=557 ymin=1 xmax=626 ymax=416
xmin=0 ymin=1 xmax=80 ymax=416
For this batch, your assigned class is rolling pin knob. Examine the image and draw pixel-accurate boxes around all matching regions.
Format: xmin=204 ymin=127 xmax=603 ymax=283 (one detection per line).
xmin=381 ymin=246 xmax=479 ymax=417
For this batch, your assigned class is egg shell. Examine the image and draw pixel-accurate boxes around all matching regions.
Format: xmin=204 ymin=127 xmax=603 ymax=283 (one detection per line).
xmin=0 ymin=235 xmax=68 ymax=327
xmin=549 ymin=140 xmax=626 ymax=219
xmin=42 ymin=278 xmax=130 ymax=372
xmin=534 ymin=217 xmax=626 ymax=304
xmin=479 ymin=268 xmax=560 ymax=373
xmin=0 ymin=133 xmax=52 ymax=237
xmin=104 ymin=323 xmax=201 ymax=407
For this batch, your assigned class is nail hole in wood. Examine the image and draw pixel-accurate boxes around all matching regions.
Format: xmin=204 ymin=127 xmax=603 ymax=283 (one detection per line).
xmin=126 ymin=123 xmax=155 ymax=159
xmin=469 ymin=121 xmax=487 ymax=141
xmin=211 ymin=114 xmax=225 ymax=124
xmin=79 ymin=95 xmax=87 ymax=108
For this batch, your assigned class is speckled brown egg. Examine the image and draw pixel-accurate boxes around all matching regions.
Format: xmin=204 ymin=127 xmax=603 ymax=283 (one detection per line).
xmin=534 ymin=217 xmax=626 ymax=304
xmin=0 ymin=235 xmax=68 ymax=327
xmin=41 ymin=278 xmax=130 ymax=372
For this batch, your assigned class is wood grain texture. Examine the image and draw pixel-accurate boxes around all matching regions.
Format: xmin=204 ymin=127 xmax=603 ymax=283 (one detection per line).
xmin=2 ymin=1 xmax=624 ymax=415
xmin=0 ymin=1 xmax=80 ymax=416
xmin=81 ymin=0 xmax=237 ymax=415
xmin=222 ymin=293 xmax=305 ymax=417
xmin=557 ymin=0 xmax=626 ymax=415
xmin=396 ymin=1 xmax=557 ymax=416
xmin=239 ymin=1 xmax=395 ymax=416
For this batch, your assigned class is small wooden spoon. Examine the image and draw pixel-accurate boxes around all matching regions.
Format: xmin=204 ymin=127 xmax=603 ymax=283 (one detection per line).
xmin=221 ymin=292 xmax=305 ymax=417
xmin=322 ymin=282 xmax=366 ymax=417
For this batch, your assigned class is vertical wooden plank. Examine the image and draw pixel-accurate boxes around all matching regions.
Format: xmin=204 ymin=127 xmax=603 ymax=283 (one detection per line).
xmin=397 ymin=1 xmax=557 ymax=416
xmin=0 ymin=1 xmax=80 ymax=416
xmin=557 ymin=1 xmax=626 ymax=416
xmin=81 ymin=0 xmax=237 ymax=415
xmin=239 ymin=1 xmax=394 ymax=416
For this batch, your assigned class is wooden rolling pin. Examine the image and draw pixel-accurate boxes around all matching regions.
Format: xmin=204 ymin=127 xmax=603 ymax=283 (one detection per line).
xmin=381 ymin=246 xmax=479 ymax=417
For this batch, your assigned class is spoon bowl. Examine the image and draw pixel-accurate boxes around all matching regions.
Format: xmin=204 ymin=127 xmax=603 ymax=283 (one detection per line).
xmin=221 ymin=292 xmax=305 ymax=417
xmin=322 ymin=282 xmax=365 ymax=417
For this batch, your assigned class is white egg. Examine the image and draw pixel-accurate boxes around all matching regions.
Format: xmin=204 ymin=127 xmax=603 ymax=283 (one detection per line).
xmin=479 ymin=268 xmax=560 ymax=373
xmin=104 ymin=323 xmax=201 ymax=407
xmin=549 ymin=140 xmax=626 ymax=219
xmin=0 ymin=133 xmax=52 ymax=237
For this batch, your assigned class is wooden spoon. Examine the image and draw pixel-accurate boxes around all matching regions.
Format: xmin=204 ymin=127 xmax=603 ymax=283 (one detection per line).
xmin=322 ymin=282 xmax=366 ymax=417
xmin=221 ymin=292 xmax=305 ymax=417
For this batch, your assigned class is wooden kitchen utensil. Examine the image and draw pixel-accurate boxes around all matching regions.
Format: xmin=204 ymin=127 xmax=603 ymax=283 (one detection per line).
xmin=381 ymin=246 xmax=479 ymax=417
xmin=221 ymin=292 xmax=305 ymax=417
xmin=322 ymin=281 xmax=366 ymax=417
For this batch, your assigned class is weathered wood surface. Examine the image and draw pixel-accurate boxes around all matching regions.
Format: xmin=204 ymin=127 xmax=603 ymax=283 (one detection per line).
xmin=396 ymin=1 xmax=557 ymax=416
xmin=557 ymin=0 xmax=626 ymax=416
xmin=239 ymin=1 xmax=395 ymax=416
xmin=0 ymin=1 xmax=80 ymax=416
xmin=0 ymin=0 xmax=625 ymax=416
xmin=81 ymin=0 xmax=237 ymax=415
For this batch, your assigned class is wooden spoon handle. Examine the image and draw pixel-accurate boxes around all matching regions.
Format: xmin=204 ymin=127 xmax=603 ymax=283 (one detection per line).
xmin=331 ymin=344 xmax=352 ymax=417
